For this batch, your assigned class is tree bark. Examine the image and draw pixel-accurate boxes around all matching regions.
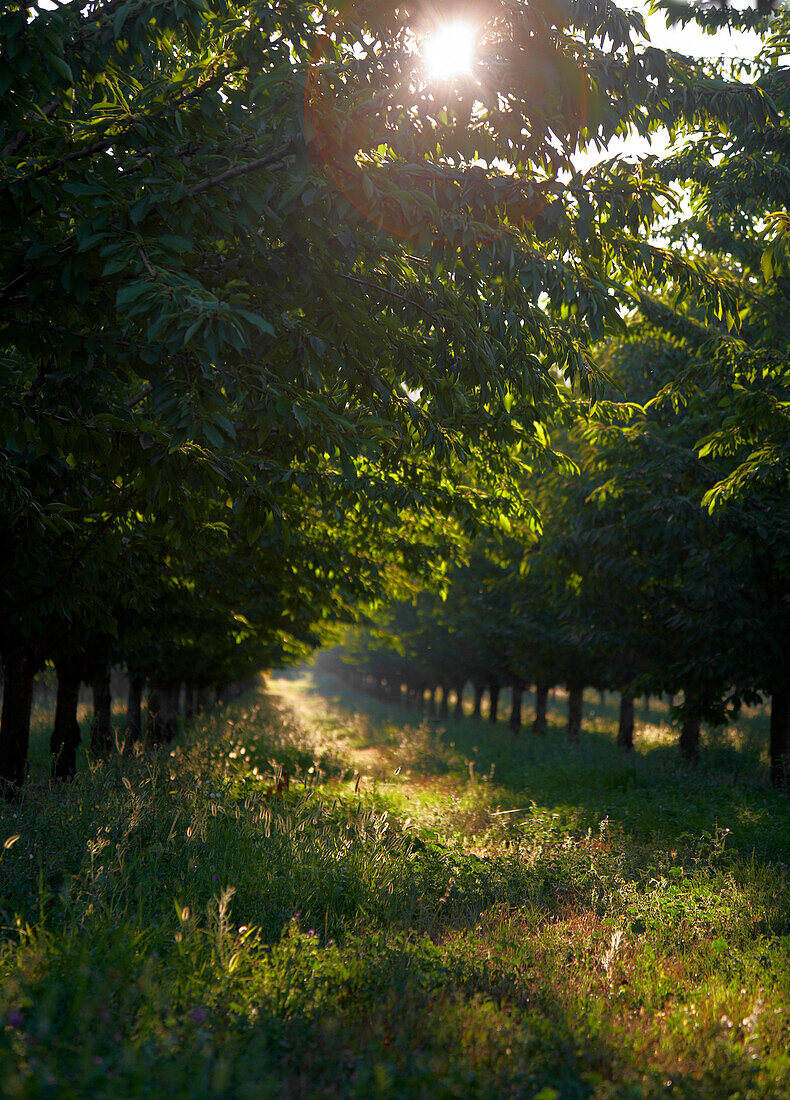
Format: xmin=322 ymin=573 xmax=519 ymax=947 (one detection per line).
xmin=51 ymin=658 xmax=82 ymax=780
xmin=126 ymin=676 xmax=143 ymax=742
xmin=453 ymin=684 xmax=465 ymax=720
xmin=164 ymin=684 xmax=180 ymax=741
xmin=770 ymin=686 xmax=790 ymax=788
xmin=679 ymin=718 xmax=700 ymax=765
xmin=617 ymin=694 xmax=634 ymax=752
xmin=567 ymin=684 xmax=583 ymax=740
xmin=147 ymin=686 xmax=163 ymax=744
xmin=0 ymin=644 xmax=37 ymax=792
xmin=90 ymin=665 xmax=113 ymax=754
xmin=643 ymin=694 xmax=651 ymax=720
xmin=532 ymin=684 xmax=548 ymax=736
xmin=184 ymin=682 xmax=196 ymax=720
xmin=488 ymin=683 xmax=500 ymax=724
xmin=427 ymin=686 xmax=437 ymax=717
xmin=438 ymin=683 xmax=449 ymax=720
xmin=472 ymin=683 xmax=484 ymax=719
xmin=147 ymin=683 xmax=179 ymax=744
xmin=196 ymin=687 xmax=213 ymax=712
xmin=509 ymin=684 xmax=523 ymax=734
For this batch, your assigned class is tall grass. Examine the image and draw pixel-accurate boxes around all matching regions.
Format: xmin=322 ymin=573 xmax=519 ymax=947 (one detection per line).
xmin=1 ymin=677 xmax=789 ymax=1098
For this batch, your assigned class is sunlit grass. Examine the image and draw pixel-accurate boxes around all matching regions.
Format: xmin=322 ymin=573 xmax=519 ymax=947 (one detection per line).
xmin=1 ymin=673 xmax=788 ymax=1097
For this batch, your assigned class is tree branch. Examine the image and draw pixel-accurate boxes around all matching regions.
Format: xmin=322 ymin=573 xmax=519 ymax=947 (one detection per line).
xmin=0 ymin=142 xmax=295 ymax=311
xmin=1 ymin=101 xmax=60 ymax=160
xmin=337 ymin=273 xmax=435 ymax=320
xmin=188 ymin=142 xmax=298 ymax=196
xmin=127 ymin=367 xmax=173 ymax=410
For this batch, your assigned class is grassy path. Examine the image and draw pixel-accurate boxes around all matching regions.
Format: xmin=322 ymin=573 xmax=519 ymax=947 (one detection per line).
xmin=1 ymin=672 xmax=789 ymax=1098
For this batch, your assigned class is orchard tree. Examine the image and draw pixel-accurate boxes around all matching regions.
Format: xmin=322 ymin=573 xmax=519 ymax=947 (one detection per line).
xmin=1 ymin=0 xmax=773 ymax=789
xmin=603 ymin=4 xmax=790 ymax=780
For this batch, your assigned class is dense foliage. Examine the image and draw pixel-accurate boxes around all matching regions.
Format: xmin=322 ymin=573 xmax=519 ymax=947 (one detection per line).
xmin=335 ymin=3 xmax=790 ymax=783
xmin=1 ymin=0 xmax=787 ymax=788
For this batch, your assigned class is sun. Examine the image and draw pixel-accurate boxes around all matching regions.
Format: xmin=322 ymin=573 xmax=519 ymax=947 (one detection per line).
xmin=422 ymin=21 xmax=477 ymax=80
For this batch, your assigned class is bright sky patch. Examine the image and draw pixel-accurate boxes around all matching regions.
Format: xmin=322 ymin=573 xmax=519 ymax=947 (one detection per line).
xmin=422 ymin=21 xmax=477 ymax=80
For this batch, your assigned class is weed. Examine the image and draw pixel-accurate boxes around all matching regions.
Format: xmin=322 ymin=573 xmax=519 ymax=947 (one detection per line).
xmin=0 ymin=677 xmax=788 ymax=1098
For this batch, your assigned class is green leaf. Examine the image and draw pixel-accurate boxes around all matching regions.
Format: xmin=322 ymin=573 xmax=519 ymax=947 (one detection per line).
xmin=237 ymin=309 xmax=274 ymax=336
xmin=203 ymin=423 xmax=224 ymax=448
xmin=50 ymin=55 xmax=74 ymax=84
xmin=116 ymin=281 xmax=152 ymax=308
xmin=114 ymin=2 xmax=132 ymax=39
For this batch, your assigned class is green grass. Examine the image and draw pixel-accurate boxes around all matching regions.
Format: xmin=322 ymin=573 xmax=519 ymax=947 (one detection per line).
xmin=1 ymin=673 xmax=789 ymax=1098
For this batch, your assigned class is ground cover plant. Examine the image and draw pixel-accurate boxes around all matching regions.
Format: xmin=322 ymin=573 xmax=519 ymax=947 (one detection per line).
xmin=1 ymin=672 xmax=789 ymax=1099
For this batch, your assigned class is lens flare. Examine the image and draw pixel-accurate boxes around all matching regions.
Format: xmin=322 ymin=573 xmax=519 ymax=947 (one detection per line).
xmin=422 ymin=21 xmax=477 ymax=80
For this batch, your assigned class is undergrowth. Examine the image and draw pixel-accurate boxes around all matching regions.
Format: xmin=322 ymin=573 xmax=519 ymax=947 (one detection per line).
xmin=1 ymin=676 xmax=789 ymax=1098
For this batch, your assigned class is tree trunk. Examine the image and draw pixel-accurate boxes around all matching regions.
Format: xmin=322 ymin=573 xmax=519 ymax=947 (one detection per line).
xmin=488 ymin=683 xmax=500 ymax=724
xmin=90 ymin=665 xmax=113 ymax=754
xmin=567 ymin=684 xmax=583 ymax=740
xmin=427 ymin=686 xmax=437 ymax=717
xmin=438 ymin=684 xmax=449 ymax=720
xmin=0 ymin=644 xmax=37 ymax=792
xmin=643 ymin=694 xmax=651 ymax=720
xmin=532 ymin=684 xmax=548 ymax=736
xmin=51 ymin=659 xmax=82 ymax=780
xmin=147 ymin=686 xmax=163 ymax=744
xmin=617 ymin=694 xmax=634 ymax=752
xmin=126 ymin=676 xmax=143 ymax=742
xmin=472 ymin=684 xmax=483 ymax=719
xmin=184 ymin=682 xmax=196 ymax=720
xmin=770 ymin=687 xmax=790 ymax=788
xmin=599 ymin=689 xmax=607 ymax=706
xmin=679 ymin=718 xmax=700 ymax=766
xmin=163 ymin=684 xmax=180 ymax=742
xmin=509 ymin=685 xmax=523 ymax=734
xmin=196 ymin=687 xmax=213 ymax=712
xmin=147 ymin=683 xmax=179 ymax=744
xmin=453 ymin=684 xmax=465 ymax=720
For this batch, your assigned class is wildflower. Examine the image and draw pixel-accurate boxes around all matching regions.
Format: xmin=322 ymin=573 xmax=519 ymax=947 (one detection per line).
xmin=190 ymin=1007 xmax=207 ymax=1024
xmin=6 ymin=1008 xmax=23 ymax=1028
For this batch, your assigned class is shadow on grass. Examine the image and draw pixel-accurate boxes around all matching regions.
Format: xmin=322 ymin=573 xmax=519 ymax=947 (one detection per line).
xmin=2 ymin=680 xmax=790 ymax=1099
xmin=290 ymin=671 xmax=790 ymax=868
